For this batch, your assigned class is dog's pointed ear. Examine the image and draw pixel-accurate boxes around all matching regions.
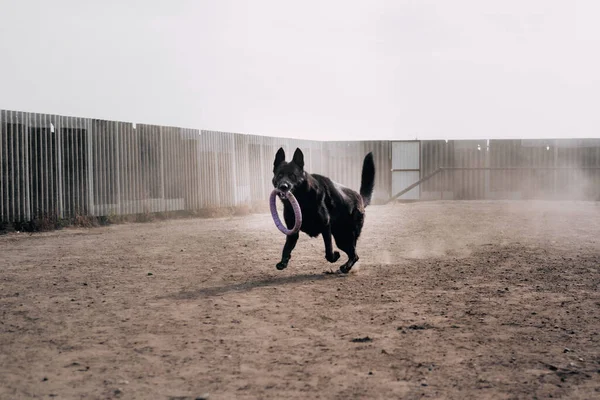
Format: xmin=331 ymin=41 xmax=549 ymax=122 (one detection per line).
xmin=292 ymin=148 xmax=304 ymax=169
xmin=273 ymin=147 xmax=286 ymax=171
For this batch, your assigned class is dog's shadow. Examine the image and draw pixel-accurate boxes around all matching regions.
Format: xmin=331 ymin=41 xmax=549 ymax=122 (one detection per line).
xmin=165 ymin=272 xmax=345 ymax=300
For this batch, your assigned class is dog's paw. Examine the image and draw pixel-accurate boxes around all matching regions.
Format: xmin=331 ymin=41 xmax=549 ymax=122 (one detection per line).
xmin=276 ymin=261 xmax=288 ymax=270
xmin=326 ymin=251 xmax=340 ymax=263
xmin=339 ymin=256 xmax=358 ymax=274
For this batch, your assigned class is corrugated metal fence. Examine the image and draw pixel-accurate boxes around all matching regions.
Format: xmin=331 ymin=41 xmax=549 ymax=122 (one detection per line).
xmin=3 ymin=107 xmax=599 ymax=223
xmin=0 ymin=109 xmax=391 ymax=222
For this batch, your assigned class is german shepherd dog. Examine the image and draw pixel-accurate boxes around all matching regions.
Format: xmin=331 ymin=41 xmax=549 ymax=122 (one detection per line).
xmin=272 ymin=147 xmax=376 ymax=273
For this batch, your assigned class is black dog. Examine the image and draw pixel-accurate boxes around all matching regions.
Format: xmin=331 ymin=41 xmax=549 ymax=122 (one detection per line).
xmin=272 ymin=147 xmax=376 ymax=273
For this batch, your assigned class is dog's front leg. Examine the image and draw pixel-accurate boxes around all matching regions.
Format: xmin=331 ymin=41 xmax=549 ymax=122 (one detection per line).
xmin=322 ymin=226 xmax=340 ymax=263
xmin=276 ymin=232 xmax=299 ymax=270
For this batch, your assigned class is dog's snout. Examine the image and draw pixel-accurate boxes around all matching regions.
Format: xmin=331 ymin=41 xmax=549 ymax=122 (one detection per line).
xmin=278 ymin=182 xmax=290 ymax=191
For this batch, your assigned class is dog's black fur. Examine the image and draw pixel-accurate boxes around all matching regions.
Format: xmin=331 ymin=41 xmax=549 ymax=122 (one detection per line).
xmin=272 ymin=147 xmax=376 ymax=273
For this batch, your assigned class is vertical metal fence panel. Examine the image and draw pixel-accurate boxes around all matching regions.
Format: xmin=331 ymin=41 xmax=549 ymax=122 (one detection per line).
xmin=157 ymin=125 xmax=164 ymax=209
xmin=164 ymin=126 xmax=171 ymax=209
xmin=164 ymin=125 xmax=170 ymax=209
xmin=133 ymin=123 xmax=139 ymax=213
xmin=123 ymin=122 xmax=130 ymax=215
xmin=114 ymin=121 xmax=121 ymax=215
xmin=8 ymin=111 xmax=14 ymax=220
xmin=0 ymin=110 xmax=4 ymax=221
xmin=103 ymin=120 xmax=111 ymax=212
xmin=132 ymin=123 xmax=139 ymax=213
xmin=173 ymin=127 xmax=180 ymax=208
xmin=62 ymin=115 xmax=70 ymax=216
xmin=92 ymin=120 xmax=100 ymax=215
xmin=54 ymin=115 xmax=62 ymax=218
xmin=2 ymin=110 xmax=8 ymax=221
xmin=161 ymin=126 xmax=167 ymax=210
xmin=191 ymin=129 xmax=198 ymax=209
xmin=10 ymin=111 xmax=17 ymax=220
xmin=50 ymin=116 xmax=57 ymax=217
xmin=191 ymin=129 xmax=199 ymax=209
xmin=75 ymin=117 xmax=81 ymax=215
xmin=233 ymin=133 xmax=249 ymax=206
xmin=114 ymin=121 xmax=121 ymax=212
xmin=193 ymin=130 xmax=200 ymax=209
xmin=68 ymin=116 xmax=74 ymax=215
xmin=170 ymin=126 xmax=177 ymax=208
xmin=27 ymin=113 xmax=36 ymax=218
xmin=133 ymin=124 xmax=140 ymax=213
xmin=125 ymin=123 xmax=131 ymax=214
xmin=50 ymin=115 xmax=58 ymax=217
xmin=69 ymin=116 xmax=76 ymax=216
xmin=77 ymin=116 xmax=83 ymax=215
xmin=20 ymin=111 xmax=29 ymax=220
xmin=180 ymin=129 xmax=187 ymax=209
xmin=14 ymin=110 xmax=21 ymax=220
xmin=105 ymin=120 xmax=112 ymax=213
xmin=91 ymin=120 xmax=98 ymax=215
xmin=100 ymin=120 xmax=107 ymax=214
xmin=47 ymin=115 xmax=57 ymax=218
xmin=122 ymin=122 xmax=129 ymax=215
xmin=184 ymin=129 xmax=191 ymax=209
xmin=85 ymin=119 xmax=93 ymax=216
xmin=19 ymin=111 xmax=27 ymax=219
xmin=133 ymin=123 xmax=140 ymax=214
xmin=72 ymin=116 xmax=79 ymax=215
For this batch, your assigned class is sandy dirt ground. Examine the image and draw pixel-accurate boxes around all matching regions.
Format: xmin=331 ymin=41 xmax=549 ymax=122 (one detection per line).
xmin=1 ymin=201 xmax=600 ymax=400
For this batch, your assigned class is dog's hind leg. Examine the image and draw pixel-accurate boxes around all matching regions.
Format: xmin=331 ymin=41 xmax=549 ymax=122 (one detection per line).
xmin=276 ymin=232 xmax=299 ymax=270
xmin=334 ymin=232 xmax=359 ymax=274
xmin=322 ymin=225 xmax=341 ymax=263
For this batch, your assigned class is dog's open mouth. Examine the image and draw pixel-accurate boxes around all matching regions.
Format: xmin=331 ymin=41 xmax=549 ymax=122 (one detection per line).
xmin=278 ymin=191 xmax=287 ymax=200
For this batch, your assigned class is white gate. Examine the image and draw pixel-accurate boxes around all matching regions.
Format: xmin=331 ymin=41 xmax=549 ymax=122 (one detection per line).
xmin=391 ymin=141 xmax=420 ymax=200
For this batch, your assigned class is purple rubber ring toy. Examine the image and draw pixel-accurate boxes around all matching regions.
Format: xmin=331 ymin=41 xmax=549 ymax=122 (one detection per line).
xmin=270 ymin=189 xmax=302 ymax=235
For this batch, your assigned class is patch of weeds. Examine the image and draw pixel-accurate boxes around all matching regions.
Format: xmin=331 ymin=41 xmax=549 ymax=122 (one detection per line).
xmin=106 ymin=209 xmax=124 ymax=224
xmin=73 ymin=214 xmax=98 ymax=228
xmin=0 ymin=220 xmax=13 ymax=235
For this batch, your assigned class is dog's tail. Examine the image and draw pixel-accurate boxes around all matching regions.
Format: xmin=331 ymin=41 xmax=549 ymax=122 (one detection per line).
xmin=359 ymin=152 xmax=376 ymax=207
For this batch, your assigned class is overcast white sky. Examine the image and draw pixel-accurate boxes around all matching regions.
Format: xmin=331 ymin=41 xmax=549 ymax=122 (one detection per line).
xmin=1 ymin=0 xmax=599 ymax=140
